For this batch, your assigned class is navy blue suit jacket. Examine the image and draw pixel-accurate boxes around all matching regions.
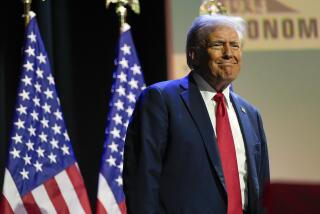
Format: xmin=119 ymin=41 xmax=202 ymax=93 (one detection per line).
xmin=123 ymin=72 xmax=270 ymax=214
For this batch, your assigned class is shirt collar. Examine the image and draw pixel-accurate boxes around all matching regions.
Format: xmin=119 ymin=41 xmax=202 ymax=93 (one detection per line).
xmin=192 ymin=72 xmax=231 ymax=105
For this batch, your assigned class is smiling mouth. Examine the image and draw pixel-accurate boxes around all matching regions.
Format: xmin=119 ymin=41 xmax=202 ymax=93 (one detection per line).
xmin=218 ymin=63 xmax=235 ymax=66
xmin=217 ymin=61 xmax=236 ymax=65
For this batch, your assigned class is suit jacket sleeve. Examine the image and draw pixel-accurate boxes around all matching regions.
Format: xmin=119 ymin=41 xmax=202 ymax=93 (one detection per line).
xmin=123 ymin=85 xmax=168 ymax=214
xmin=257 ymin=111 xmax=270 ymax=199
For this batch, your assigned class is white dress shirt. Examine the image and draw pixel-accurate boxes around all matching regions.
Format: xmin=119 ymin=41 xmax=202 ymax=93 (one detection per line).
xmin=193 ymin=72 xmax=248 ymax=209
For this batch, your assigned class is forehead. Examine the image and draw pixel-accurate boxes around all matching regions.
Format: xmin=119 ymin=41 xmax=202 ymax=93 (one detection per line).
xmin=207 ymin=25 xmax=240 ymax=41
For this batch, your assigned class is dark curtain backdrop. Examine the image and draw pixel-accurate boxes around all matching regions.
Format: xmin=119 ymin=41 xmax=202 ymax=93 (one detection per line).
xmin=0 ymin=0 xmax=167 ymax=211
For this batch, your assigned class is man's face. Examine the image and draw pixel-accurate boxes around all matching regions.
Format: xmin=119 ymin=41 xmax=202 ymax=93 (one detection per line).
xmin=197 ymin=25 xmax=242 ymax=91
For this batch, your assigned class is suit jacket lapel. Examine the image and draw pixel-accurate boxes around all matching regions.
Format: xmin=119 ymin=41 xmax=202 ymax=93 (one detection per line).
xmin=179 ymin=73 xmax=227 ymax=192
xmin=230 ymin=92 xmax=260 ymax=200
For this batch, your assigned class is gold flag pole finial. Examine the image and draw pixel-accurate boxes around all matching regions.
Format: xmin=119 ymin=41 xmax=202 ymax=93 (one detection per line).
xmin=106 ymin=0 xmax=140 ymax=31
xmin=23 ymin=0 xmax=32 ymax=26
xmin=199 ymin=0 xmax=227 ymax=15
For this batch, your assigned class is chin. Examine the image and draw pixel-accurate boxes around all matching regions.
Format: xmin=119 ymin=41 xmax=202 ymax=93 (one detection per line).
xmin=222 ymin=72 xmax=236 ymax=80
xmin=225 ymin=71 xmax=239 ymax=80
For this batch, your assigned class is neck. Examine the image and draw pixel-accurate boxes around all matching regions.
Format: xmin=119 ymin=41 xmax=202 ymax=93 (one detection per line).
xmin=211 ymin=81 xmax=228 ymax=92
xmin=196 ymin=70 xmax=230 ymax=92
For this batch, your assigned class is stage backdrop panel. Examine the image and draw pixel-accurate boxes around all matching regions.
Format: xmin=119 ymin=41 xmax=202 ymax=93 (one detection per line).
xmin=168 ymin=0 xmax=320 ymax=182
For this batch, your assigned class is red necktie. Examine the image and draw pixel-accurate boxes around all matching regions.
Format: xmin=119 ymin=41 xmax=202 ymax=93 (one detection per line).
xmin=214 ymin=92 xmax=242 ymax=214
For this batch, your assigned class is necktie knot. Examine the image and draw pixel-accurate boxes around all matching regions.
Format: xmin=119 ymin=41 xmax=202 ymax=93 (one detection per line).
xmin=213 ymin=92 xmax=227 ymax=116
xmin=213 ymin=92 xmax=224 ymax=103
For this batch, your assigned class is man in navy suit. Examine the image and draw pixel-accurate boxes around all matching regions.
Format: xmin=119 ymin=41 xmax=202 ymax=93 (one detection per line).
xmin=123 ymin=14 xmax=270 ymax=214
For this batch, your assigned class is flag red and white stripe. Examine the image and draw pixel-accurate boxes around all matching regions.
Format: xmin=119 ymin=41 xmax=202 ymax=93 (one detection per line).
xmin=96 ymin=173 xmax=126 ymax=214
xmin=1 ymin=163 xmax=91 ymax=214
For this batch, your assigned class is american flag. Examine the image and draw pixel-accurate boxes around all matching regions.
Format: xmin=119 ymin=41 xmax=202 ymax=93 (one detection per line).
xmin=96 ymin=24 xmax=145 ymax=214
xmin=0 ymin=13 xmax=91 ymax=214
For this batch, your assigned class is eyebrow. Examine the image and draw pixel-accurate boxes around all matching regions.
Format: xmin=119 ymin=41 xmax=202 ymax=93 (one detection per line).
xmin=207 ymin=40 xmax=240 ymax=44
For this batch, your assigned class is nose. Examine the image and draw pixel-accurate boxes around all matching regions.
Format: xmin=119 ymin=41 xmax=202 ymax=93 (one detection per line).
xmin=223 ymin=44 xmax=232 ymax=58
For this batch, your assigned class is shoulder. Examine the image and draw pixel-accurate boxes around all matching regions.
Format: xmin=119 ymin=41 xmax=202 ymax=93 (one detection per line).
xmin=141 ymin=76 xmax=188 ymax=98
xmin=131 ymin=78 xmax=188 ymax=121
xmin=135 ymin=76 xmax=190 ymax=111
xmin=230 ymin=91 xmax=261 ymax=115
xmin=148 ymin=77 xmax=186 ymax=91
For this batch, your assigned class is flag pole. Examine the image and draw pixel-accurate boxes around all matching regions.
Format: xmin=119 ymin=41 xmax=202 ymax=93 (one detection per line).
xmin=22 ymin=0 xmax=32 ymax=26
xmin=106 ymin=0 xmax=140 ymax=31
xmin=116 ymin=3 xmax=127 ymax=31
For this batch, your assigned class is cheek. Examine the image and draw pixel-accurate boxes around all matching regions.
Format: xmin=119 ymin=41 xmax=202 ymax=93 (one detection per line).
xmin=208 ymin=61 xmax=220 ymax=73
xmin=236 ymin=60 xmax=242 ymax=72
xmin=236 ymin=52 xmax=242 ymax=63
xmin=208 ymin=53 xmax=221 ymax=68
xmin=208 ymin=52 xmax=221 ymax=61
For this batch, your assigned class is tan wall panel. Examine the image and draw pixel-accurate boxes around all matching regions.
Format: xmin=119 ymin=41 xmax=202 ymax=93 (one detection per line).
xmin=169 ymin=0 xmax=320 ymax=182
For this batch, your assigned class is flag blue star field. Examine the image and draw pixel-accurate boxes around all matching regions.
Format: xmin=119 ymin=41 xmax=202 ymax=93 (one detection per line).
xmin=0 ymin=13 xmax=91 ymax=214
xmin=96 ymin=24 xmax=146 ymax=214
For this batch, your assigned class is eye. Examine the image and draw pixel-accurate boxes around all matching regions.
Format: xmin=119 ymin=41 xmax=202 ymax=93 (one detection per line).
xmin=208 ymin=41 xmax=223 ymax=49
xmin=214 ymin=42 xmax=223 ymax=46
xmin=231 ymin=42 xmax=240 ymax=49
